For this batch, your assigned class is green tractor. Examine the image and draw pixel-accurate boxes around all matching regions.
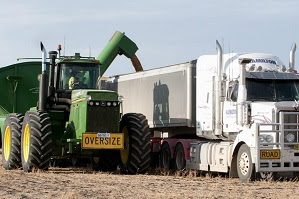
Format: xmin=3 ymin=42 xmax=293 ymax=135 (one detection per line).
xmin=1 ymin=31 xmax=151 ymax=174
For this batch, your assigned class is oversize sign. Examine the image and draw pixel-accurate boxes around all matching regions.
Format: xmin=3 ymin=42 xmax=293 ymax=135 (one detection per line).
xmin=82 ymin=133 xmax=124 ymax=149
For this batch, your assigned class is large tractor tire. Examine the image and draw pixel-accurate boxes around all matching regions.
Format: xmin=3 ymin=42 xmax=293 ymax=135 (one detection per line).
xmin=21 ymin=111 xmax=52 ymax=172
xmin=2 ymin=113 xmax=24 ymax=170
xmin=237 ymin=144 xmax=255 ymax=181
xmin=120 ymin=113 xmax=151 ymax=174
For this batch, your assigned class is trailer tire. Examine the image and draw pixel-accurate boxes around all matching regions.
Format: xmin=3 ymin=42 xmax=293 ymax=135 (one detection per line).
xmin=2 ymin=113 xmax=24 ymax=170
xmin=160 ymin=143 xmax=172 ymax=169
xmin=21 ymin=111 xmax=52 ymax=172
xmin=237 ymin=144 xmax=255 ymax=181
xmin=119 ymin=113 xmax=151 ymax=174
xmin=174 ymin=143 xmax=186 ymax=170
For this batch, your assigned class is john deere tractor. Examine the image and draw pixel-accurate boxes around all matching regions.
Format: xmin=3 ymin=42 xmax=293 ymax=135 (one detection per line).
xmin=1 ymin=31 xmax=151 ymax=174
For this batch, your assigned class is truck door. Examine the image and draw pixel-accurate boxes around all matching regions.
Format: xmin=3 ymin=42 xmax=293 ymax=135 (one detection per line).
xmin=223 ymin=81 xmax=239 ymax=132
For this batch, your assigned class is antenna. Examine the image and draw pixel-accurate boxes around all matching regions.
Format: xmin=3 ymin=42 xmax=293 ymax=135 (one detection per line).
xmin=89 ymin=45 xmax=91 ymax=57
xmin=222 ymin=38 xmax=224 ymax=54
xmin=63 ymin=35 xmax=66 ymax=56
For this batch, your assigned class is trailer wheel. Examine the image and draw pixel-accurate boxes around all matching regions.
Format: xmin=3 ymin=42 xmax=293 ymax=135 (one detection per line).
xmin=160 ymin=143 xmax=172 ymax=169
xmin=21 ymin=111 xmax=52 ymax=172
xmin=119 ymin=113 xmax=151 ymax=174
xmin=174 ymin=143 xmax=186 ymax=170
xmin=237 ymin=144 xmax=255 ymax=181
xmin=2 ymin=113 xmax=24 ymax=170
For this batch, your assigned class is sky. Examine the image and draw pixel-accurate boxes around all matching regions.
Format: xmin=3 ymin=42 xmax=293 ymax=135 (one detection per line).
xmin=1 ymin=0 xmax=299 ymax=76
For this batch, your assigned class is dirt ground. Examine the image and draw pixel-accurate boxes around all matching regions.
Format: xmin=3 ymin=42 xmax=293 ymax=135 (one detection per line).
xmin=0 ymin=155 xmax=299 ymax=199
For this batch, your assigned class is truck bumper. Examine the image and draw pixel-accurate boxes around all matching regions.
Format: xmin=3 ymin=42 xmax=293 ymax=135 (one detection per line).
xmin=257 ymin=149 xmax=299 ymax=172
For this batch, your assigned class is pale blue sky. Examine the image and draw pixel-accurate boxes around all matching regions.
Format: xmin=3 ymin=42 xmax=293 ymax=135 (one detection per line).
xmin=1 ymin=0 xmax=299 ymax=76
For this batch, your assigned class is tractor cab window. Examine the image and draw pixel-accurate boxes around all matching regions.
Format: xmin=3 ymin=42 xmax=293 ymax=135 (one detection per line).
xmin=59 ymin=63 xmax=99 ymax=90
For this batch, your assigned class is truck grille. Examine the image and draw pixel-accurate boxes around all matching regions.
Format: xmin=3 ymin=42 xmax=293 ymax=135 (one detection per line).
xmin=86 ymin=104 xmax=120 ymax=133
xmin=258 ymin=112 xmax=299 ymax=149
xmin=257 ymin=112 xmax=299 ymax=172
xmin=282 ymin=113 xmax=299 ymax=147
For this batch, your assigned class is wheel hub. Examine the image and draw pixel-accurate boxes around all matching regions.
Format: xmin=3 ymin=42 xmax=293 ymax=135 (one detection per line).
xmin=3 ymin=126 xmax=11 ymax=161
xmin=120 ymin=127 xmax=129 ymax=164
xmin=176 ymin=150 xmax=184 ymax=169
xmin=23 ymin=124 xmax=31 ymax=162
xmin=239 ymin=152 xmax=249 ymax=175
xmin=162 ymin=150 xmax=170 ymax=167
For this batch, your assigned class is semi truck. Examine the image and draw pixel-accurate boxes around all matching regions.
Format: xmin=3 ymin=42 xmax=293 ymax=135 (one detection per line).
xmin=0 ymin=31 xmax=151 ymax=174
xmin=105 ymin=41 xmax=299 ymax=181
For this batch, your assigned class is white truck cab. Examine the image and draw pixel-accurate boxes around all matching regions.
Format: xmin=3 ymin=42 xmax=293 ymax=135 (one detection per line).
xmin=193 ymin=43 xmax=299 ymax=180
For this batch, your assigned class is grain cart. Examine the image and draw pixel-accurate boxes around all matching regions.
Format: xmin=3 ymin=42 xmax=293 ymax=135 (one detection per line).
xmin=1 ymin=31 xmax=151 ymax=174
xmin=106 ymin=41 xmax=299 ymax=181
xmin=0 ymin=61 xmax=43 ymax=149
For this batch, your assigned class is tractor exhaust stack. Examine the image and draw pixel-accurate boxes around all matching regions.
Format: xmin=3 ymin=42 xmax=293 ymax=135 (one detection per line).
xmin=39 ymin=42 xmax=48 ymax=111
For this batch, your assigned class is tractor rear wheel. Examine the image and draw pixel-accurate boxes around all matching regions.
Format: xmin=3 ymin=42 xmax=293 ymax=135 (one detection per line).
xmin=2 ymin=113 xmax=24 ymax=170
xmin=119 ymin=113 xmax=151 ymax=174
xmin=21 ymin=111 xmax=52 ymax=172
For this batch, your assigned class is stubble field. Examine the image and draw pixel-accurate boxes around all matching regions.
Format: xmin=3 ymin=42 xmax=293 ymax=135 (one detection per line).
xmin=0 ymin=155 xmax=298 ymax=199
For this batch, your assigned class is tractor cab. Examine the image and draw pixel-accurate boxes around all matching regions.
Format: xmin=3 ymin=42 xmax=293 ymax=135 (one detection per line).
xmin=56 ymin=53 xmax=100 ymax=91
xmin=59 ymin=63 xmax=99 ymax=90
xmin=50 ymin=52 xmax=101 ymax=101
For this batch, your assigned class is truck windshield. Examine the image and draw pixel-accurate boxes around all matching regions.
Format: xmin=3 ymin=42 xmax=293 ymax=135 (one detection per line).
xmin=59 ymin=63 xmax=99 ymax=90
xmin=246 ymin=79 xmax=299 ymax=101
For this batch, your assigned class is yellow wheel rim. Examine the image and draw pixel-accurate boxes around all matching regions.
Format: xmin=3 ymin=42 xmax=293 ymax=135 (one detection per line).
xmin=120 ymin=127 xmax=129 ymax=164
xmin=23 ymin=124 xmax=30 ymax=162
xmin=3 ymin=126 xmax=11 ymax=161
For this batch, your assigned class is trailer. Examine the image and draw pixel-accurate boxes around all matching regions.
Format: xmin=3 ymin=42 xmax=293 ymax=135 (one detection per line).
xmin=0 ymin=62 xmax=43 ymax=140
xmin=106 ymin=42 xmax=299 ymax=181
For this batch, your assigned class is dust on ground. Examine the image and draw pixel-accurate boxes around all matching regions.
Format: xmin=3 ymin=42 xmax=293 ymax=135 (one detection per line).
xmin=0 ymin=155 xmax=298 ymax=199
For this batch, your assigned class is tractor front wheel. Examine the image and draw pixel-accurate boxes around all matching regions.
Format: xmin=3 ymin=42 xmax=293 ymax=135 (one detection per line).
xmin=119 ymin=113 xmax=151 ymax=174
xmin=2 ymin=113 xmax=24 ymax=170
xmin=21 ymin=111 xmax=52 ymax=172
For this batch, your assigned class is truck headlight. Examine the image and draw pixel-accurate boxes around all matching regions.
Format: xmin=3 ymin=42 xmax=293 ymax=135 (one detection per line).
xmin=265 ymin=135 xmax=273 ymax=143
xmin=86 ymin=95 xmax=92 ymax=102
xmin=260 ymin=136 xmax=265 ymax=143
xmin=286 ymin=133 xmax=295 ymax=142
xmin=259 ymin=135 xmax=273 ymax=143
xmin=118 ymin=95 xmax=124 ymax=102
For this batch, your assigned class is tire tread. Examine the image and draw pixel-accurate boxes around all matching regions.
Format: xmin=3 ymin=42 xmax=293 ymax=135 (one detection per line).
xmin=120 ymin=113 xmax=151 ymax=174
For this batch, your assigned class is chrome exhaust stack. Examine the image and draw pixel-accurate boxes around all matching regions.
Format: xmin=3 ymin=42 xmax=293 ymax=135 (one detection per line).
xmin=289 ymin=43 xmax=296 ymax=70
xmin=215 ymin=40 xmax=223 ymax=136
